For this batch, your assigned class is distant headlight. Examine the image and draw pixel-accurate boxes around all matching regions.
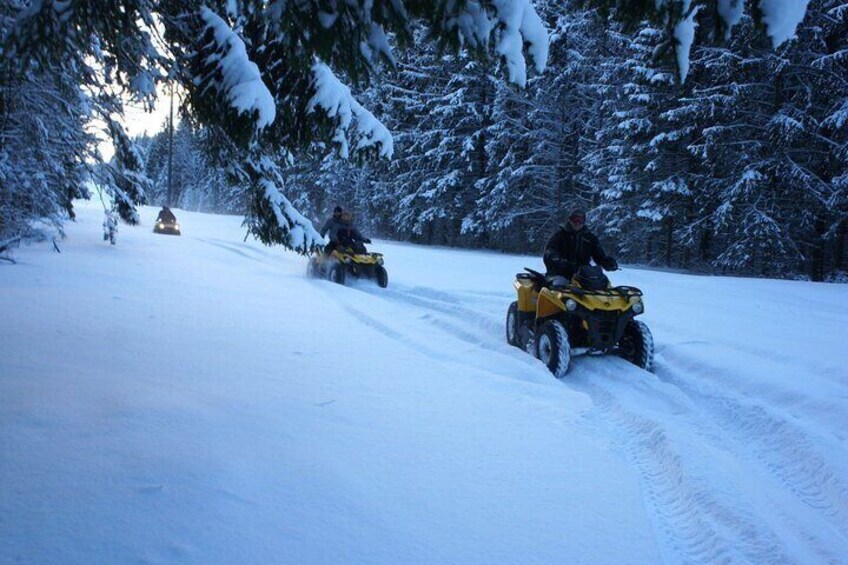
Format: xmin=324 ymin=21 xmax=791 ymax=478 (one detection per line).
xmin=157 ymin=222 xmax=164 ymax=228
xmin=565 ymin=298 xmax=578 ymax=311
xmin=632 ymin=300 xmax=644 ymax=314
xmin=174 ymin=224 xmax=180 ymax=230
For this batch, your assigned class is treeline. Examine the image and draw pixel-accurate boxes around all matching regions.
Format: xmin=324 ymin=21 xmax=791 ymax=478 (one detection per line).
xmin=286 ymin=0 xmax=847 ymax=281
xmin=135 ymin=120 xmax=245 ymax=215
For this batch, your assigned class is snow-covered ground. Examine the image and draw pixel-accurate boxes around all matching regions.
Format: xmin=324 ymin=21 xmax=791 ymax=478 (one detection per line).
xmin=2 ymin=201 xmax=847 ymax=564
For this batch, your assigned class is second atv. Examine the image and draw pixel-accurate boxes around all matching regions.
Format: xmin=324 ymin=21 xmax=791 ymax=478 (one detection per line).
xmin=153 ymin=218 xmax=181 ymax=236
xmin=506 ymin=265 xmax=653 ymax=377
xmin=307 ymin=246 xmax=388 ymax=288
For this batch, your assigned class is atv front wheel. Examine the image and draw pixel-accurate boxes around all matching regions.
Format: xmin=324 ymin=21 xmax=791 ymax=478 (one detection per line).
xmin=329 ymin=263 xmax=346 ymax=285
xmin=536 ymin=319 xmax=571 ymax=378
xmin=617 ymin=320 xmax=654 ymax=372
xmin=375 ymin=266 xmax=388 ymax=288
xmin=506 ymin=302 xmax=520 ymax=347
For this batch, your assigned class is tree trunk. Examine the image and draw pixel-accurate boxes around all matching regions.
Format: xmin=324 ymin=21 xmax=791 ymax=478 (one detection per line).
xmin=665 ymin=217 xmax=674 ymax=267
xmin=699 ymin=221 xmax=712 ymax=264
xmin=810 ymin=216 xmax=826 ymax=282
xmin=835 ymin=219 xmax=847 ymax=273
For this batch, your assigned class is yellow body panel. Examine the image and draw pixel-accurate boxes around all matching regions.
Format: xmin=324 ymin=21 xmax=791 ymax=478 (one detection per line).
xmin=329 ymin=250 xmax=383 ymax=265
xmin=537 ymin=289 xmax=567 ymax=319
xmin=514 ymin=279 xmax=537 ymax=312
xmin=514 ymin=278 xmax=641 ymax=318
xmin=569 ymin=292 xmax=632 ymax=312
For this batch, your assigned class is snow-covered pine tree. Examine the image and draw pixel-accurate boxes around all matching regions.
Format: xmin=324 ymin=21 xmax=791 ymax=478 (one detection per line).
xmin=600 ymin=24 xmax=697 ymax=267
xmin=0 ymin=7 xmax=94 ymax=241
xmin=582 ymin=0 xmax=812 ymax=81
xmin=99 ymin=116 xmax=152 ymax=225
xmin=3 ymin=0 xmax=549 ymax=251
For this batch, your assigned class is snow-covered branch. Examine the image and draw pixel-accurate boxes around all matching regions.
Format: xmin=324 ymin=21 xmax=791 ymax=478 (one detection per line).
xmin=308 ymin=62 xmax=393 ymax=159
xmin=197 ymin=7 xmax=276 ymax=132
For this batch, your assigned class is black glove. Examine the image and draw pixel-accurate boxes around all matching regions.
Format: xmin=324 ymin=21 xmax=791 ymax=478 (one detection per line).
xmin=363 ymin=238 xmax=372 ymax=244
xmin=603 ymin=257 xmax=619 ymax=271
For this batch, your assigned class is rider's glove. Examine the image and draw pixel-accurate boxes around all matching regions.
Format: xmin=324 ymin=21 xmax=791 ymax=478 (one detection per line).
xmin=603 ymin=257 xmax=619 ymax=271
xmin=363 ymin=238 xmax=372 ymax=244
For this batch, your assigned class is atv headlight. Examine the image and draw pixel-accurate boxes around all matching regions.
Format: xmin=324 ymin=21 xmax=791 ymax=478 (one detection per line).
xmin=174 ymin=224 xmax=180 ymax=230
xmin=565 ymin=298 xmax=578 ymax=311
xmin=632 ymin=300 xmax=644 ymax=314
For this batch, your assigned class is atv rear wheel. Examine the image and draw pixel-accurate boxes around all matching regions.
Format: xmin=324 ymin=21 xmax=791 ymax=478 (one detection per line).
xmin=506 ymin=302 xmax=520 ymax=347
xmin=536 ymin=319 xmax=571 ymax=378
xmin=617 ymin=320 xmax=654 ymax=372
xmin=375 ymin=265 xmax=388 ymax=288
xmin=329 ymin=263 xmax=346 ymax=285
xmin=306 ymin=257 xmax=318 ymax=278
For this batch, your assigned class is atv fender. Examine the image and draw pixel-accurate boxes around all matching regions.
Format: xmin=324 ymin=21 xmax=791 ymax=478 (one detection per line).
xmin=536 ymin=288 xmax=566 ymax=320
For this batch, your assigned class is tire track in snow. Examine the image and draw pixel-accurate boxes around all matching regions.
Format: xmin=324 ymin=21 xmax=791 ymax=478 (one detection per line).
xmin=365 ymin=284 xmax=506 ymax=347
xmin=654 ymin=350 xmax=848 ymax=539
xmin=571 ymin=368 xmax=795 ymax=564
xmin=316 ymin=280 xmax=546 ymax=383
xmin=376 ymin=284 xmax=796 ymax=561
xmin=320 ymin=277 xmax=847 ymax=561
xmin=196 ymin=238 xmax=269 ymax=262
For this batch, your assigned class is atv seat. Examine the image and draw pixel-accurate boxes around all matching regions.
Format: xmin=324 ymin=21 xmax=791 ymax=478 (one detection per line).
xmin=574 ymin=265 xmax=609 ymax=290
xmin=546 ymin=275 xmax=570 ymax=288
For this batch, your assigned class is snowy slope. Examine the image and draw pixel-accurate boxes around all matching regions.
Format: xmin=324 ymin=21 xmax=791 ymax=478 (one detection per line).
xmin=1 ymin=201 xmax=847 ymax=564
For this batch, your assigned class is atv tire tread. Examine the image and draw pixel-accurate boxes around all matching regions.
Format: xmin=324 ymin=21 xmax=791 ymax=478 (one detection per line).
xmin=506 ymin=302 xmax=521 ymax=347
xmin=330 ymin=263 xmax=346 ymax=285
xmin=376 ymin=266 xmax=389 ymax=288
xmin=619 ymin=320 xmax=654 ymax=372
xmin=536 ymin=319 xmax=571 ymax=378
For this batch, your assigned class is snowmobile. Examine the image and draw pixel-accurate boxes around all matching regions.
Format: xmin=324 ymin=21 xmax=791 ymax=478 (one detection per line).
xmin=506 ymin=265 xmax=653 ymax=377
xmin=307 ymin=246 xmax=388 ymax=288
xmin=153 ymin=218 xmax=181 ymax=236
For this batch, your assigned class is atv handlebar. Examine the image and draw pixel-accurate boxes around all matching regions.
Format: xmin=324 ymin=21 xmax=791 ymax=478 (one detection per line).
xmin=519 ymin=267 xmax=642 ymax=298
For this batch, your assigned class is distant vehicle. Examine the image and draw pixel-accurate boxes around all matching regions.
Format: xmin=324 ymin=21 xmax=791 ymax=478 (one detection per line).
xmin=154 ymin=207 xmax=181 ymax=236
xmin=153 ymin=218 xmax=181 ymax=235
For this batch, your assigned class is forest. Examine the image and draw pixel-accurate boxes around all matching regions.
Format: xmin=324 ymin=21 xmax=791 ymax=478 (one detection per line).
xmin=2 ymin=0 xmax=846 ymax=280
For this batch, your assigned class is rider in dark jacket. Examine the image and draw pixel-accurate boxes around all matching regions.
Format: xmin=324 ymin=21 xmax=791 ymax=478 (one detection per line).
xmin=320 ymin=207 xmax=371 ymax=255
xmin=335 ymin=211 xmax=370 ymax=253
xmin=156 ymin=206 xmax=177 ymax=224
xmin=320 ymin=206 xmax=345 ymax=255
xmin=543 ymin=209 xmax=618 ymax=279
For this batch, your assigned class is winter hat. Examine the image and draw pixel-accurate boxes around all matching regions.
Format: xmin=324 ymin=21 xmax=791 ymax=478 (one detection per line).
xmin=569 ymin=208 xmax=586 ymax=221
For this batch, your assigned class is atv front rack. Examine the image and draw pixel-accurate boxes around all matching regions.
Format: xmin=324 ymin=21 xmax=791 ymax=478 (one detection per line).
xmin=552 ymin=285 xmax=643 ymax=299
xmin=517 ymin=269 xmax=643 ymax=298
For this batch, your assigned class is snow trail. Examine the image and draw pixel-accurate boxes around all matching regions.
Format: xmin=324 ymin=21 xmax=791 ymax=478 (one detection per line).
xmin=2 ymin=203 xmax=847 ymax=564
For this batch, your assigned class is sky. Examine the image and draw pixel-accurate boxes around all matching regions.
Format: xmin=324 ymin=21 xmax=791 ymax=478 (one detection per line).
xmin=98 ymin=85 xmax=177 ymax=161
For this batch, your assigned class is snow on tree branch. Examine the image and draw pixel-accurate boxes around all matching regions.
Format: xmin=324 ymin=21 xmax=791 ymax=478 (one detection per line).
xmin=245 ymin=155 xmax=323 ymax=253
xmin=491 ymin=0 xmax=550 ymax=86
xmin=198 ymin=7 xmax=276 ymax=131
xmin=758 ymin=0 xmax=811 ymax=48
xmin=586 ymin=0 xmax=812 ymax=82
xmin=308 ymin=62 xmax=393 ymax=159
xmin=432 ymin=0 xmax=549 ymax=87
xmin=674 ymin=4 xmax=699 ymax=83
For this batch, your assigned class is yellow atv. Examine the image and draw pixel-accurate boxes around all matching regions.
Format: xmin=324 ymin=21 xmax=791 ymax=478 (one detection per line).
xmin=307 ymin=247 xmax=388 ymax=288
xmin=506 ymin=265 xmax=653 ymax=377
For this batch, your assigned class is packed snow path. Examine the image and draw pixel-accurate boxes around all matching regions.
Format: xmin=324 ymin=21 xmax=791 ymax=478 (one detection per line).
xmin=1 ymin=203 xmax=847 ymax=564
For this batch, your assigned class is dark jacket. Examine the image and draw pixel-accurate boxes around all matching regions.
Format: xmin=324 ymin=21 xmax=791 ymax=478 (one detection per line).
xmin=157 ymin=208 xmax=177 ymax=224
xmin=320 ymin=216 xmax=346 ymax=242
xmin=321 ymin=216 xmax=367 ymax=247
xmin=543 ymin=224 xmax=612 ymax=278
